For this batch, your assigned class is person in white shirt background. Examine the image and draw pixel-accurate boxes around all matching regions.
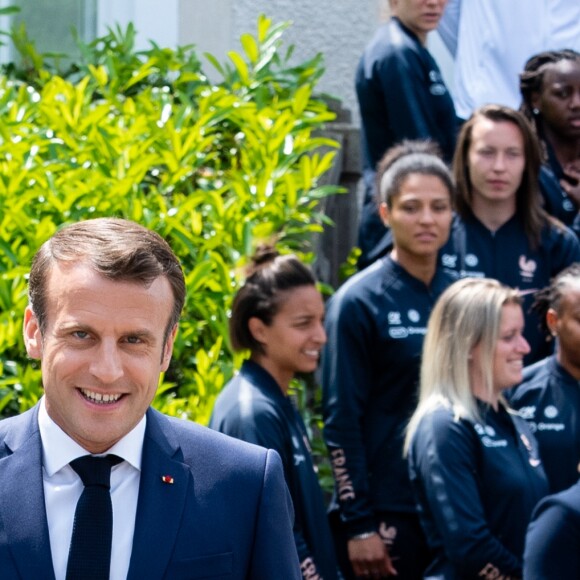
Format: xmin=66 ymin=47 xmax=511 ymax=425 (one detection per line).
xmin=437 ymin=0 xmax=580 ymax=120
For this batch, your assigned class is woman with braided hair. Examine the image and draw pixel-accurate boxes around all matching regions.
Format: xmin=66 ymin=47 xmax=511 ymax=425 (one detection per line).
xmin=519 ymin=50 xmax=580 ymax=231
xmin=509 ymin=262 xmax=580 ymax=494
xmin=519 ymin=263 xmax=580 ymax=580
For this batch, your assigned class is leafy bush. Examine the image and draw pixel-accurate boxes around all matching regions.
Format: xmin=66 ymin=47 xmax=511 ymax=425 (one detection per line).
xmin=0 ymin=14 xmax=341 ymax=423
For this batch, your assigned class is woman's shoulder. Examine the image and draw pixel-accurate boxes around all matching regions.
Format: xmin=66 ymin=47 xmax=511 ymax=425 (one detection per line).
xmin=409 ymin=400 xmax=481 ymax=465
xmin=209 ymin=371 xmax=289 ymax=449
xmin=551 ymin=481 xmax=580 ymax=515
xmin=363 ymin=22 xmax=401 ymax=60
xmin=367 ymin=18 xmax=424 ymax=67
xmin=511 ymin=357 xmax=552 ymax=393
xmin=542 ymin=215 xmax=580 ymax=248
xmin=213 ymin=366 xmax=284 ymax=421
xmin=414 ymin=401 xmax=475 ymax=443
xmin=538 ymin=217 xmax=580 ymax=273
xmin=327 ymin=258 xmax=394 ymax=312
xmin=389 ymin=18 xmax=426 ymax=52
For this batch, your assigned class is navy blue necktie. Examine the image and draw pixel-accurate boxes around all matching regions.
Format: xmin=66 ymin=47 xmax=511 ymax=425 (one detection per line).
xmin=66 ymin=455 xmax=122 ymax=580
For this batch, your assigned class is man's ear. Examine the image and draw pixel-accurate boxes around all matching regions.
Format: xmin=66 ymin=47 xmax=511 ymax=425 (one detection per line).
xmin=379 ymin=202 xmax=391 ymax=227
xmin=23 ymin=306 xmax=42 ymax=359
xmin=161 ymin=324 xmax=178 ymax=371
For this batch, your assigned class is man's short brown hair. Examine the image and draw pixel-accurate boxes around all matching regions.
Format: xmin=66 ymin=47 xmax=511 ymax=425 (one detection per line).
xmin=28 ymin=218 xmax=186 ymax=344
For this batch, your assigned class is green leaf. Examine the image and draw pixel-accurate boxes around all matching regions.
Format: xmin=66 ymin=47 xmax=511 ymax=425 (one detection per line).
xmin=0 ymin=7 xmax=20 ymax=16
xmin=203 ymin=52 xmax=225 ymax=76
xmin=0 ymin=17 xmax=341 ymax=483
xmin=240 ymin=33 xmax=259 ymax=64
xmin=227 ymin=51 xmax=250 ymax=85
xmin=292 ymin=84 xmax=311 ymax=116
xmin=257 ymin=14 xmax=271 ymax=43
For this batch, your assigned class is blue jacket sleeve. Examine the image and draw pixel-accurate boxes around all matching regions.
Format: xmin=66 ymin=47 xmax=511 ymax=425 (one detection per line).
xmin=322 ymin=293 xmax=378 ymax=536
xmin=250 ymin=448 xmax=302 ymax=579
xmin=539 ymin=166 xmax=578 ymax=227
xmin=409 ymin=409 xmax=522 ymax=578
xmin=220 ymin=408 xmax=324 ymax=578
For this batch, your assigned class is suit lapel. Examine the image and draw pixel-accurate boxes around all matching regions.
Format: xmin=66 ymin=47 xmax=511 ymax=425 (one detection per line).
xmin=0 ymin=406 xmax=56 ymax=579
xmin=127 ymin=409 xmax=191 ymax=580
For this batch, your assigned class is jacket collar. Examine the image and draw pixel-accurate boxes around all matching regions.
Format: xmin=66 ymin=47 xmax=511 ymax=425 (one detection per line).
xmin=126 ymin=408 xmax=191 ymax=579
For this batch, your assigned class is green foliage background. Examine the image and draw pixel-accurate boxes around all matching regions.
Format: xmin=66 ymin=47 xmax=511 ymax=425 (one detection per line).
xmin=0 ymin=13 xmax=341 ymax=427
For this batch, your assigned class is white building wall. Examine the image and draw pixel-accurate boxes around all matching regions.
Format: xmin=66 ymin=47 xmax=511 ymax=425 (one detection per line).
xmin=97 ymin=0 xmax=179 ymax=49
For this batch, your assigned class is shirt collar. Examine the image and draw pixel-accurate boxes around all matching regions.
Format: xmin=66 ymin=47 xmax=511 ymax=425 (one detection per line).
xmin=38 ymin=396 xmax=146 ymax=477
xmin=241 ymin=360 xmax=289 ymax=403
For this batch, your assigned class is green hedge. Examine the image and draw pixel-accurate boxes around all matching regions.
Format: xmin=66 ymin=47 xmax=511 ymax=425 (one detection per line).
xmin=0 ymin=14 xmax=341 ymax=424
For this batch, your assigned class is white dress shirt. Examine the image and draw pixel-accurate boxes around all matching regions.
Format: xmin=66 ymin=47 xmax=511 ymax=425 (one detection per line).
xmin=38 ymin=397 xmax=144 ymax=580
xmin=438 ymin=0 xmax=580 ymax=119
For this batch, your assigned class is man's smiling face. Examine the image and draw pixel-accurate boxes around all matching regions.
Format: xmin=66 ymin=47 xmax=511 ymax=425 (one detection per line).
xmin=24 ymin=261 xmax=176 ymax=453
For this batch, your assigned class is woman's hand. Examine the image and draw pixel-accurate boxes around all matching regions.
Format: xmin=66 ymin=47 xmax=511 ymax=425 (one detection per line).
xmin=347 ymin=533 xmax=398 ymax=578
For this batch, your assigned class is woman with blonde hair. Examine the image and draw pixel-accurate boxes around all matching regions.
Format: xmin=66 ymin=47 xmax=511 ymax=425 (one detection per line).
xmin=405 ymin=278 xmax=548 ymax=579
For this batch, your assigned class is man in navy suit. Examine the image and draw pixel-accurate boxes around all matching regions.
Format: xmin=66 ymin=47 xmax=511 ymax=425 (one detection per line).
xmin=0 ymin=217 xmax=300 ymax=579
